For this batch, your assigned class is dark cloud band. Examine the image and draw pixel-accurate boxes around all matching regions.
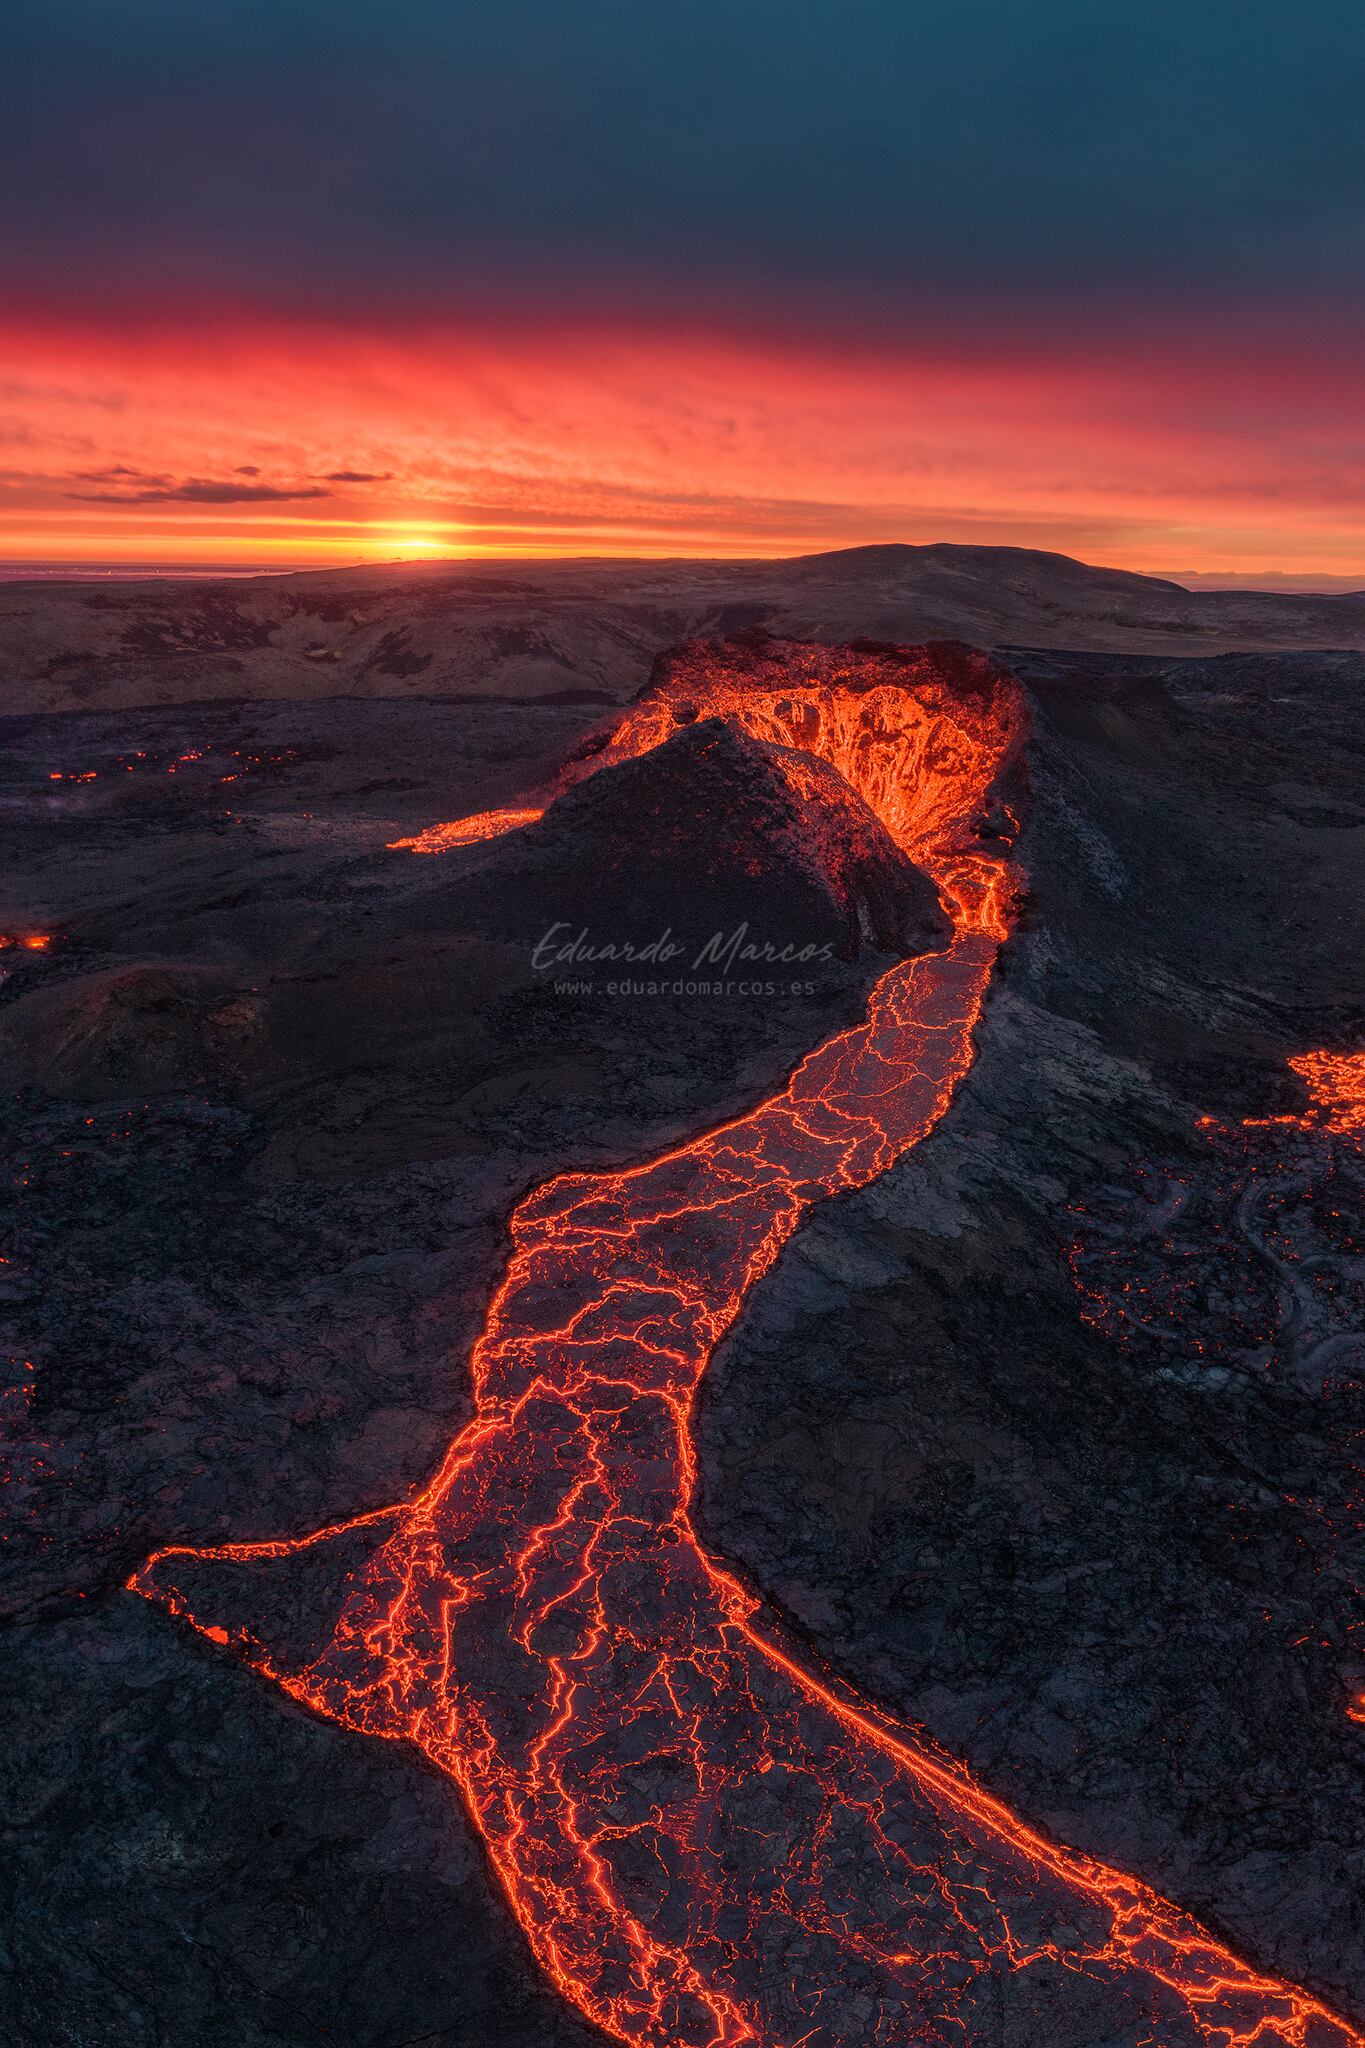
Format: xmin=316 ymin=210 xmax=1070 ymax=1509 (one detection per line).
xmin=4 ymin=2 xmax=1362 ymax=327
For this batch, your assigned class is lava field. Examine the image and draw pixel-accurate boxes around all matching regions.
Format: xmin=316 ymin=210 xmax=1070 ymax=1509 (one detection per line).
xmin=2 ymin=607 xmax=1363 ymax=2048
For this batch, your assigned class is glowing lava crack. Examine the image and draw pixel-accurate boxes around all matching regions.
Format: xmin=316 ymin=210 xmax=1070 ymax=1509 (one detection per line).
xmin=133 ymin=641 xmax=1361 ymax=2048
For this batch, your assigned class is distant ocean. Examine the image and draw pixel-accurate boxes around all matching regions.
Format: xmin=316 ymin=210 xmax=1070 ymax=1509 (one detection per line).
xmin=0 ymin=563 xmax=343 ymax=583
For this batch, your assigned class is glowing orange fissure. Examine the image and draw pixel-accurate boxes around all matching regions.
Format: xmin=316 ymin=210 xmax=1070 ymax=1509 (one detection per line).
xmin=1270 ymin=1053 xmax=1365 ymax=1141
xmin=133 ymin=643 xmax=1360 ymax=2047
xmin=388 ymin=806 xmax=545 ymax=853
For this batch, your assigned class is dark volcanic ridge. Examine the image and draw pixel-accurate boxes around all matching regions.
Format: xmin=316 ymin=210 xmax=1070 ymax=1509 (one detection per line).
xmin=464 ymin=713 xmax=951 ymax=961
xmin=0 ymin=657 xmax=954 ymax=1177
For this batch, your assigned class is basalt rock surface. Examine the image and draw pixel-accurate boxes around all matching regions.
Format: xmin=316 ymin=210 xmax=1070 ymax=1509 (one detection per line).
xmin=456 ymin=713 xmax=951 ymax=961
xmin=0 ymin=694 xmax=934 ymax=1183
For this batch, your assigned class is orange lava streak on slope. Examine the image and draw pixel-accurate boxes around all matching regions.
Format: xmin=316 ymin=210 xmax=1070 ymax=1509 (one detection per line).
xmin=388 ymin=805 xmax=545 ymax=852
xmin=132 ymin=642 xmax=1360 ymax=2047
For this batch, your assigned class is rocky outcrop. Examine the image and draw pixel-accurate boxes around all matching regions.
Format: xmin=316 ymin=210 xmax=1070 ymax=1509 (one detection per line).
xmin=464 ymin=713 xmax=950 ymax=962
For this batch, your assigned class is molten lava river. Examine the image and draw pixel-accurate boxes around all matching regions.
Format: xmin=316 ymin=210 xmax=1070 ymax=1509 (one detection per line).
xmin=133 ymin=643 xmax=1361 ymax=2046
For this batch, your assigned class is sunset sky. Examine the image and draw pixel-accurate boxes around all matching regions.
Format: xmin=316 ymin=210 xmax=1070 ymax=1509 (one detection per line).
xmin=4 ymin=2 xmax=1365 ymax=581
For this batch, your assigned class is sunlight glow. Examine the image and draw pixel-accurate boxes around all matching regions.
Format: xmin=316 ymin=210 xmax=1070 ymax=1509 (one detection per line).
xmin=3 ymin=312 xmax=1365 ymax=577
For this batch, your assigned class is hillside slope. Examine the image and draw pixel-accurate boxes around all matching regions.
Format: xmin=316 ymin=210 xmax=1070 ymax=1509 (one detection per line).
xmin=4 ymin=542 xmax=1365 ymax=714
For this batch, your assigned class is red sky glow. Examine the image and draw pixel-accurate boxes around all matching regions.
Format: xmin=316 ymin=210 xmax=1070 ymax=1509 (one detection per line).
xmin=4 ymin=311 xmax=1364 ymax=582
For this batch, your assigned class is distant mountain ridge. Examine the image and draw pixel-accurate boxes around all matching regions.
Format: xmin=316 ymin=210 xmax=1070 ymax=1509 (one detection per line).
xmin=781 ymin=540 xmax=1189 ymax=595
xmin=3 ymin=542 xmax=1365 ymax=714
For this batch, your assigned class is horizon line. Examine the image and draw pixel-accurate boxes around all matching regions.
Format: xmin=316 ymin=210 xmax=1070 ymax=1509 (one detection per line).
xmin=1 ymin=543 xmax=1363 ymax=598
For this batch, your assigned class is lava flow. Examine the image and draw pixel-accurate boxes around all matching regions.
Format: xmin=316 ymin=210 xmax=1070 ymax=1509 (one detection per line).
xmin=389 ymin=804 xmax=545 ymax=852
xmin=1266 ymin=1053 xmax=1365 ymax=1141
xmin=133 ymin=640 xmax=1361 ymax=2047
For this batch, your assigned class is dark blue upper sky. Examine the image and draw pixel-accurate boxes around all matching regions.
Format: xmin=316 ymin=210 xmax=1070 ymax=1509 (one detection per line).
xmin=5 ymin=0 xmax=1364 ymax=325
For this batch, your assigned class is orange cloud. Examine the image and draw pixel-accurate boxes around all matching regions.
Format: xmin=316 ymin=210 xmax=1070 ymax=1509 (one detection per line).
xmin=2 ymin=309 xmax=1364 ymax=577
